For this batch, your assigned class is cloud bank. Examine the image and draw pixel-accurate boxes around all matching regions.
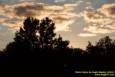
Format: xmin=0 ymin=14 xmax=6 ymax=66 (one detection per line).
xmin=99 ymin=4 xmax=115 ymax=17
xmin=80 ymin=3 xmax=115 ymax=36
xmin=0 ymin=1 xmax=78 ymax=31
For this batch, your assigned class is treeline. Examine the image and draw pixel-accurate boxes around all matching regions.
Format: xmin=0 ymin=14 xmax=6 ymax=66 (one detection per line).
xmin=0 ymin=17 xmax=115 ymax=76
xmin=64 ymin=36 xmax=115 ymax=77
xmin=3 ymin=17 xmax=69 ymax=64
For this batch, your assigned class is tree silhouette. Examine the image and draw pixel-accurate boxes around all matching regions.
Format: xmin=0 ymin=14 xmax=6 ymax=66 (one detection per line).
xmin=1 ymin=17 xmax=115 ymax=76
xmin=86 ymin=41 xmax=93 ymax=53
xmin=87 ymin=36 xmax=115 ymax=56
xmin=54 ymin=35 xmax=69 ymax=49
xmin=38 ymin=17 xmax=69 ymax=49
xmin=4 ymin=17 xmax=69 ymax=56
xmin=95 ymin=36 xmax=114 ymax=56
xmin=96 ymin=36 xmax=112 ymax=48
xmin=4 ymin=17 xmax=40 ymax=56
xmin=38 ymin=17 xmax=56 ymax=48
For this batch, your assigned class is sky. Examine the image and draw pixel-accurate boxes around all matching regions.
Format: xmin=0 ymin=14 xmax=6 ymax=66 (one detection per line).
xmin=0 ymin=0 xmax=115 ymax=50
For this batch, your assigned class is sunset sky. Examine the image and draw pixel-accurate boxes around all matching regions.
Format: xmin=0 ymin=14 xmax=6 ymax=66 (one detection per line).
xmin=0 ymin=0 xmax=115 ymax=50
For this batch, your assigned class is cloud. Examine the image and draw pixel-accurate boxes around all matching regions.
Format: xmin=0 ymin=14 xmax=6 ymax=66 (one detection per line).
xmin=0 ymin=1 xmax=78 ymax=32
xmin=84 ymin=25 xmax=115 ymax=34
xmin=0 ymin=3 xmax=6 ymax=9
xmin=105 ymin=23 xmax=115 ymax=30
xmin=54 ymin=0 xmax=66 ymax=3
xmin=14 ymin=5 xmax=42 ymax=17
xmin=19 ymin=0 xmax=37 ymax=2
xmin=78 ymin=33 xmax=96 ymax=37
xmin=82 ymin=8 xmax=112 ymax=23
xmin=81 ymin=4 xmax=115 ymax=34
xmin=111 ymin=36 xmax=115 ymax=39
xmin=99 ymin=4 xmax=115 ymax=17
xmin=55 ymin=19 xmax=75 ymax=31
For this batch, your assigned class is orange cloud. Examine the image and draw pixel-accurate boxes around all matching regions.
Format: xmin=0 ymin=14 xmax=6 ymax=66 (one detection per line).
xmin=0 ymin=1 xmax=78 ymax=32
xmin=81 ymin=4 xmax=115 ymax=34
xmin=84 ymin=25 xmax=114 ymax=34
xmin=99 ymin=4 xmax=115 ymax=17
xmin=0 ymin=3 xmax=6 ymax=9
xmin=82 ymin=9 xmax=112 ymax=23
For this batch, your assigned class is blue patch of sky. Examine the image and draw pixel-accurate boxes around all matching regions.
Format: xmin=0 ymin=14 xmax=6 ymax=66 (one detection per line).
xmin=87 ymin=0 xmax=115 ymax=9
xmin=0 ymin=0 xmax=18 ymax=4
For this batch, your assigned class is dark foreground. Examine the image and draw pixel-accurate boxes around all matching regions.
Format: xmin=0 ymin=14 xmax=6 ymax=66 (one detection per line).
xmin=0 ymin=49 xmax=114 ymax=77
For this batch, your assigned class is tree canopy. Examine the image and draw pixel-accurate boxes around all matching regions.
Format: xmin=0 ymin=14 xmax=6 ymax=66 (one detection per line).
xmin=5 ymin=17 xmax=69 ymax=55
xmin=86 ymin=36 xmax=115 ymax=56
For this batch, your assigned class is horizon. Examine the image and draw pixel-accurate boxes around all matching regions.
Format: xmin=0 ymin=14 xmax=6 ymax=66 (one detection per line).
xmin=0 ymin=0 xmax=115 ymax=50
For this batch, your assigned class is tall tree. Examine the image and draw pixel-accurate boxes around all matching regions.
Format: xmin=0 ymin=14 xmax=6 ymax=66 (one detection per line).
xmin=4 ymin=17 xmax=70 ymax=55
xmin=37 ymin=17 xmax=69 ymax=49
xmin=15 ymin=17 xmax=40 ymax=49
xmin=87 ymin=36 xmax=115 ymax=56
xmin=4 ymin=17 xmax=40 ymax=55
xmin=96 ymin=36 xmax=113 ymax=55
xmin=38 ymin=17 xmax=56 ymax=48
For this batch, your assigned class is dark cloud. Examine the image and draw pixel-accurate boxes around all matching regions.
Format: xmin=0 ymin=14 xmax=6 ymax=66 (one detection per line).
xmin=14 ymin=6 xmax=36 ymax=17
xmin=0 ymin=3 xmax=7 ymax=8
xmin=14 ymin=3 xmax=44 ymax=17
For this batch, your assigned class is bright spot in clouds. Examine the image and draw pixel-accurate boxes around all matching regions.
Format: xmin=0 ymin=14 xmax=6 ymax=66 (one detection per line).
xmin=78 ymin=33 xmax=96 ymax=37
xmin=54 ymin=0 xmax=66 ymax=3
